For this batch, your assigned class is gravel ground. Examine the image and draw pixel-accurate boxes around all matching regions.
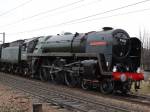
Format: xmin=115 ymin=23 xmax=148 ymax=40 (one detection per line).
xmin=0 ymin=84 xmax=70 ymax=112
xmin=0 ymin=72 xmax=149 ymax=112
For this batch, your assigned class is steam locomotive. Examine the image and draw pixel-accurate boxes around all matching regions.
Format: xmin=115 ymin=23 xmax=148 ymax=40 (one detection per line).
xmin=0 ymin=27 xmax=144 ymax=94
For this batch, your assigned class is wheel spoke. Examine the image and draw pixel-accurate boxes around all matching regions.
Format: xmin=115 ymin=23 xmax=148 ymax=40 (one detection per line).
xmin=49 ymin=59 xmax=65 ymax=84
xmin=40 ymin=60 xmax=50 ymax=81
xmin=65 ymin=73 xmax=78 ymax=87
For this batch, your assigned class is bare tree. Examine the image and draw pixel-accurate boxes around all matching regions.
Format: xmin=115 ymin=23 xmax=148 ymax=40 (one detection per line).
xmin=139 ymin=28 xmax=150 ymax=70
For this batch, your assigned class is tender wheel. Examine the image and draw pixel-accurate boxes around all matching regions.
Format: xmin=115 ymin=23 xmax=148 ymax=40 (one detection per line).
xmin=14 ymin=66 xmax=19 ymax=74
xmin=65 ymin=73 xmax=79 ymax=87
xmin=100 ymin=79 xmax=114 ymax=94
xmin=39 ymin=60 xmax=51 ymax=81
xmin=23 ymin=67 xmax=30 ymax=77
xmin=8 ymin=64 xmax=12 ymax=73
xmin=1 ymin=64 xmax=6 ymax=72
xmin=3 ymin=64 xmax=8 ymax=72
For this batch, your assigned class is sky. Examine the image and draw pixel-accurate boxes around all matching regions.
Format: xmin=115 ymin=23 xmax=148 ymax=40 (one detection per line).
xmin=0 ymin=0 xmax=150 ymax=43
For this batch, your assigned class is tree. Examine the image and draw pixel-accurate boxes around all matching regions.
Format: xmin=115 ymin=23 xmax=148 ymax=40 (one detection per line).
xmin=139 ymin=28 xmax=150 ymax=70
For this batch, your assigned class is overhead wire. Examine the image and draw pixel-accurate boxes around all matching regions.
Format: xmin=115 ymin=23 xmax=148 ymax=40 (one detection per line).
xmin=0 ymin=0 xmax=85 ymax=28
xmin=10 ymin=8 xmax=150 ymax=35
xmin=72 ymin=8 xmax=150 ymax=25
xmin=7 ymin=0 xmax=150 ymax=35
xmin=0 ymin=0 xmax=32 ymax=17
xmin=0 ymin=0 xmax=101 ymax=28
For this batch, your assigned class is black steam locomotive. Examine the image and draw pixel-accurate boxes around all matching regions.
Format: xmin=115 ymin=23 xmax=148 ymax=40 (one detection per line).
xmin=0 ymin=27 xmax=144 ymax=94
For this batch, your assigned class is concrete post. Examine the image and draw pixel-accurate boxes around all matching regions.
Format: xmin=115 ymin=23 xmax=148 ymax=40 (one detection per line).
xmin=32 ymin=103 xmax=42 ymax=112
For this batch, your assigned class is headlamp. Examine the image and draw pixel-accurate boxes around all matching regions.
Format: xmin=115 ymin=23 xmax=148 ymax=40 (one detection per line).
xmin=136 ymin=67 xmax=141 ymax=73
xmin=113 ymin=66 xmax=117 ymax=72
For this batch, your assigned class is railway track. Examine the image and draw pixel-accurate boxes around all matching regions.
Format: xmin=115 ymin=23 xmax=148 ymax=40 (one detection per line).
xmin=115 ymin=93 xmax=150 ymax=106
xmin=0 ymin=72 xmax=149 ymax=112
xmin=78 ymin=88 xmax=150 ymax=107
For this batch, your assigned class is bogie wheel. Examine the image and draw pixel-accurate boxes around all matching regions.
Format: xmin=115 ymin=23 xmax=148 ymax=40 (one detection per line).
xmin=39 ymin=59 xmax=51 ymax=81
xmin=121 ymin=80 xmax=132 ymax=94
xmin=100 ymin=79 xmax=114 ymax=94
